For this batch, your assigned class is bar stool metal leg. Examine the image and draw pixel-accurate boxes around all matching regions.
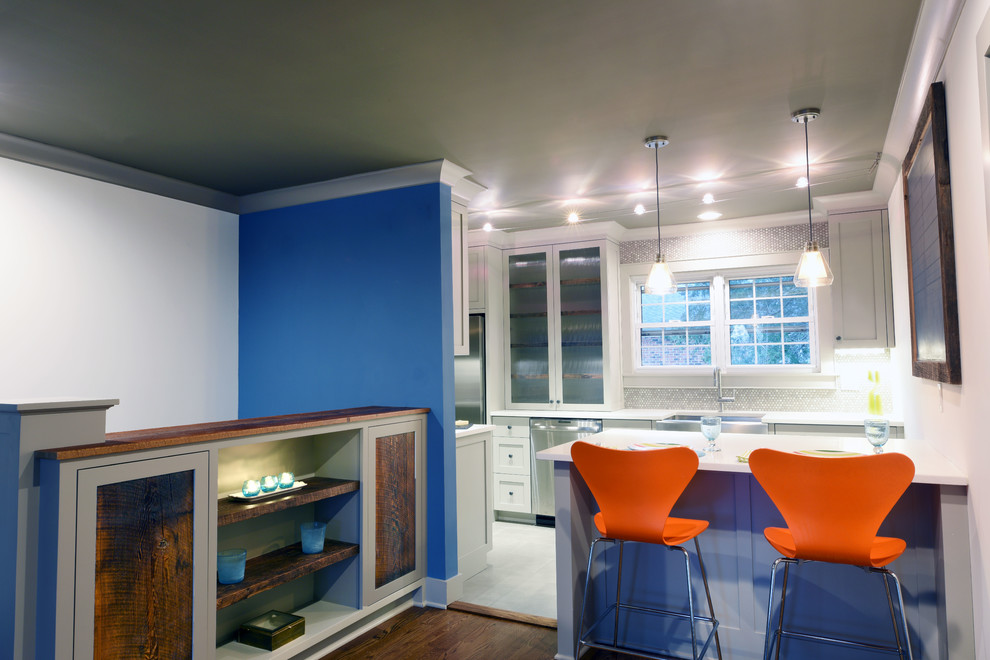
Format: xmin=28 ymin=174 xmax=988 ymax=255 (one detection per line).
xmin=694 ymin=537 xmax=723 ymax=660
xmin=774 ymin=561 xmax=790 ymax=660
xmin=614 ymin=540 xmax=625 ymax=648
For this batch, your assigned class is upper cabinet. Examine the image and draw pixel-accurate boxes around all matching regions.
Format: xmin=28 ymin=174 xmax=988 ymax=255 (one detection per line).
xmin=829 ymin=209 xmax=895 ymax=348
xmin=503 ymin=240 xmax=620 ymax=410
xmin=467 ymin=245 xmax=487 ymax=312
xmin=452 ymin=201 xmax=469 ymax=355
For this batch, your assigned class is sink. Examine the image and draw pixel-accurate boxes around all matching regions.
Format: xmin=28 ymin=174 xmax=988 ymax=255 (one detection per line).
xmin=655 ymin=413 xmax=768 ymax=434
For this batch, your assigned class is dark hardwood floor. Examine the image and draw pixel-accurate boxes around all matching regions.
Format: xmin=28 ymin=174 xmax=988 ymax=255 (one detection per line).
xmin=319 ymin=606 xmax=639 ymax=659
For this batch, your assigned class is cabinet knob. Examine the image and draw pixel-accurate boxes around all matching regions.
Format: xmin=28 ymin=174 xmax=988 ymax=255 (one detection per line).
xmin=507 ymin=425 xmax=511 ymax=429
xmin=836 ymin=336 xmax=842 ymax=341
xmin=507 ymin=454 xmax=513 ymax=458
xmin=508 ymin=491 xmax=514 ymax=496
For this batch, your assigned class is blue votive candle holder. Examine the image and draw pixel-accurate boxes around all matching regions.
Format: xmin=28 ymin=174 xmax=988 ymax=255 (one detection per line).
xmin=241 ymin=479 xmax=261 ymax=497
xmin=260 ymin=475 xmax=279 ymax=492
xmin=300 ymin=521 xmax=327 ymax=554
xmin=278 ymin=471 xmax=295 ymax=489
xmin=217 ymin=548 xmax=247 ymax=584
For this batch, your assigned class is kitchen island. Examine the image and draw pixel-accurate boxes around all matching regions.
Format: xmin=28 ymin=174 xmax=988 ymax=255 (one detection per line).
xmin=537 ymin=430 xmax=971 ymax=660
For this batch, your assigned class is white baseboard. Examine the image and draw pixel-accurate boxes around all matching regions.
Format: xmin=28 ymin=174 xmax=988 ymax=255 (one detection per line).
xmin=418 ymin=574 xmax=465 ymax=608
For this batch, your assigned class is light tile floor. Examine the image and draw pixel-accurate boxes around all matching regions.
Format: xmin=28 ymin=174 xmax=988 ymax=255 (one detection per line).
xmin=460 ymin=521 xmax=557 ymax=619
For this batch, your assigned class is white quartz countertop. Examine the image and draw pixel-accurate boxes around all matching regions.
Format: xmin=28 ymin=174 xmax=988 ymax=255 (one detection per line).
xmin=490 ymin=409 xmax=904 ymax=426
xmin=535 ymin=428 xmax=965 ymax=486
xmin=455 ymin=424 xmax=494 ymax=439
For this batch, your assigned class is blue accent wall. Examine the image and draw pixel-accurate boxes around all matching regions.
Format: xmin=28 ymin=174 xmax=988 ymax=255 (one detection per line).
xmin=238 ymin=182 xmax=457 ymax=581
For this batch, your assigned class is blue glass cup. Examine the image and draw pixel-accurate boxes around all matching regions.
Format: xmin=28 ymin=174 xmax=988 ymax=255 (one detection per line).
xmin=260 ymin=475 xmax=279 ymax=492
xmin=241 ymin=479 xmax=261 ymax=497
xmin=300 ymin=521 xmax=327 ymax=554
xmin=218 ymin=548 xmax=247 ymax=584
xmin=278 ymin=471 xmax=295 ymax=489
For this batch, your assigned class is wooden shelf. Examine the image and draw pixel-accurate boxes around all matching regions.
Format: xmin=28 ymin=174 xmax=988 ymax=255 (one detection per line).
xmin=508 ymin=281 xmax=547 ymax=289
xmin=218 ymin=477 xmax=360 ymax=527
xmin=559 ymin=277 xmax=601 ymax=286
xmin=216 ymin=541 xmax=359 ymax=610
xmin=560 ymin=341 xmax=603 ymax=348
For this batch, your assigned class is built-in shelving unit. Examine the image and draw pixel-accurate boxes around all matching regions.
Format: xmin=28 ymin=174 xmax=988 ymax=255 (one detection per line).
xmin=217 ymin=477 xmax=359 ymax=526
xmin=216 ymin=541 xmax=359 ymax=609
xmin=216 ymin=477 xmax=361 ymax=610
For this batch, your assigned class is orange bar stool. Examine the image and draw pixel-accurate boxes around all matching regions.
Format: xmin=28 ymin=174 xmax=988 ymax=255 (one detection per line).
xmin=571 ymin=442 xmax=721 ymax=660
xmin=748 ymin=448 xmax=916 ymax=660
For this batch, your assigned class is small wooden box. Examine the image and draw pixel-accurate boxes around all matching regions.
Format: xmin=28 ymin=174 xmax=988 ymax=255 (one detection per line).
xmin=237 ymin=610 xmax=305 ymax=651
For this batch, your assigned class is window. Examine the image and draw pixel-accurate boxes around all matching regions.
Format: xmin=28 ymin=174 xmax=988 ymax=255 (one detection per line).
xmin=634 ymin=272 xmax=817 ymax=370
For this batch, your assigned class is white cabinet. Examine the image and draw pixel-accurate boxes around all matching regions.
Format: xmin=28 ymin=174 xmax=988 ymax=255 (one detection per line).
xmin=456 ymin=428 xmax=493 ymax=579
xmin=452 ymin=202 xmax=469 ymax=356
xmin=829 ymin=209 xmax=894 ymax=348
xmin=503 ymin=240 xmax=619 ymax=410
xmin=492 ymin=416 xmax=532 ymax=514
xmin=467 ymin=245 xmax=487 ymax=312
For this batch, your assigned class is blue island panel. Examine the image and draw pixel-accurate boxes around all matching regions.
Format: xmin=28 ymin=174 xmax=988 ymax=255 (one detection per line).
xmin=238 ymin=182 xmax=457 ymax=582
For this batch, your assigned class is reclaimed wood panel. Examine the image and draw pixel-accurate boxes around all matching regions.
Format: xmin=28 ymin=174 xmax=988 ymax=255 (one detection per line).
xmin=375 ymin=431 xmax=416 ymax=588
xmin=38 ymin=406 xmax=429 ymax=460
xmin=216 ymin=540 xmax=359 ymax=609
xmin=217 ymin=477 xmax=359 ymax=526
xmin=94 ymin=470 xmax=194 ymax=659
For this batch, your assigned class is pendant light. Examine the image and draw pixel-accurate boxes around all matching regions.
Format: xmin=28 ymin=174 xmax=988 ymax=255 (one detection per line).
xmin=644 ymin=135 xmax=676 ymax=295
xmin=791 ymin=108 xmax=833 ymax=287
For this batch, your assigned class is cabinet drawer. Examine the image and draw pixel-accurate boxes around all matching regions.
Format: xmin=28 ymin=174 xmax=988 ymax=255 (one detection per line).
xmin=494 ymin=474 xmax=531 ymax=513
xmin=493 ymin=437 xmax=530 ymax=475
xmin=492 ymin=417 xmax=531 ymax=438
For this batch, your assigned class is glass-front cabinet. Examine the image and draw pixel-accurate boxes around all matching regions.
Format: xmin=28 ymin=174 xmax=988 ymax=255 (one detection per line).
xmin=504 ymin=240 xmax=617 ymax=410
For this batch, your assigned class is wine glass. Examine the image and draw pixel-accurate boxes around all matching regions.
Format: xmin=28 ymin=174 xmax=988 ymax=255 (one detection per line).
xmin=700 ymin=416 xmax=721 ymax=453
xmin=864 ymin=419 xmax=890 ymax=454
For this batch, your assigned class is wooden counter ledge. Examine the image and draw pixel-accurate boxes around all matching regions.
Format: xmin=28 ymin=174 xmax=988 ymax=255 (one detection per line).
xmin=37 ymin=405 xmax=430 ymax=460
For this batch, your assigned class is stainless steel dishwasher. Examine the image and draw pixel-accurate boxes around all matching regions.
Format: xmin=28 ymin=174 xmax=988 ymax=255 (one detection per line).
xmin=530 ymin=418 xmax=603 ymax=525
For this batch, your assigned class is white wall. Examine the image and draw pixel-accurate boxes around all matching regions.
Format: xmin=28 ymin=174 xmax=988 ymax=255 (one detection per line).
xmin=887 ymin=0 xmax=990 ymax=655
xmin=0 ymin=157 xmax=239 ymax=431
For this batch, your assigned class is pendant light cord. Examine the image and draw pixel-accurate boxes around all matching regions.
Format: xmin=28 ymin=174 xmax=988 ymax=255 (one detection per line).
xmin=655 ymin=143 xmax=662 ymax=257
xmin=803 ymin=117 xmax=813 ymax=241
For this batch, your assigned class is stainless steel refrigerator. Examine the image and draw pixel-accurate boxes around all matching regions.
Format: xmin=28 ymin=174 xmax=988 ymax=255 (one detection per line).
xmin=454 ymin=314 xmax=486 ymax=424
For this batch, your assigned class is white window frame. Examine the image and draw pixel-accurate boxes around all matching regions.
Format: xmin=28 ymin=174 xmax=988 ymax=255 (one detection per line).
xmin=620 ymin=253 xmax=837 ymax=389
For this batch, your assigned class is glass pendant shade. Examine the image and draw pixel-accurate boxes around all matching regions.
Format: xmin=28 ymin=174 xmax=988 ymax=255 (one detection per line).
xmin=794 ymin=241 xmax=834 ymax=287
xmin=645 ymin=255 xmax=677 ymax=295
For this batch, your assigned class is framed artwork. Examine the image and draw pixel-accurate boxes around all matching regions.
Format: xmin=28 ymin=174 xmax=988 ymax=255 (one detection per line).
xmin=902 ymin=81 xmax=961 ymax=384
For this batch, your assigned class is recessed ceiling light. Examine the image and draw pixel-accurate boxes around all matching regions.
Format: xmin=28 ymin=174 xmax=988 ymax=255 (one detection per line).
xmin=567 ymin=212 xmax=580 ymax=224
xmin=634 ymin=204 xmax=646 ymax=215
xmin=796 ymin=176 xmax=808 ymax=188
xmin=702 ymin=193 xmax=715 ymax=204
xmin=483 ymin=222 xmax=493 ymax=232
xmin=698 ymin=211 xmax=722 ymax=221
xmin=695 ymin=171 xmax=720 ymax=182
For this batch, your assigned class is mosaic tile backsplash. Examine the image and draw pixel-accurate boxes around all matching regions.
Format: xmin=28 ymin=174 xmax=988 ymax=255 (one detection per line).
xmin=623 ymin=350 xmax=894 ymax=414
xmin=619 ymin=220 xmax=888 ymax=414
xmin=620 ymin=222 xmax=828 ymax=264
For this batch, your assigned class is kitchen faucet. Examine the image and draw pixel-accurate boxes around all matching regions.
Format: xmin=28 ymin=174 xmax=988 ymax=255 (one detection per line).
xmin=714 ymin=366 xmax=735 ymax=413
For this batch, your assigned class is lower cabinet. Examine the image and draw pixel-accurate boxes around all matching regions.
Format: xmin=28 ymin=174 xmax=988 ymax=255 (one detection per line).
xmin=38 ymin=451 xmax=212 ymax=659
xmin=36 ymin=409 xmax=428 ymax=660
xmin=362 ymin=419 xmax=426 ymax=605
xmin=770 ymin=422 xmax=904 ymax=439
xmin=492 ymin=416 xmax=532 ymax=515
xmin=455 ymin=429 xmax=493 ymax=579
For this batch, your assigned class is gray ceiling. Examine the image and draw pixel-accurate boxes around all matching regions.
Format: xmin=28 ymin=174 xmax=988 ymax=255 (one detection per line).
xmin=0 ymin=1 xmax=921 ymax=230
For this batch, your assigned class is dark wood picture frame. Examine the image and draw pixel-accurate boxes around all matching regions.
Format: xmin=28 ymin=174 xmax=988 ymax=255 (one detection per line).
xmin=902 ymin=81 xmax=961 ymax=384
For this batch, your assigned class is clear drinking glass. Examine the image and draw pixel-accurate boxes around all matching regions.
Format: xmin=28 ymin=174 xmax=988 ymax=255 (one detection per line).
xmin=700 ymin=416 xmax=721 ymax=453
xmin=864 ymin=419 xmax=890 ymax=454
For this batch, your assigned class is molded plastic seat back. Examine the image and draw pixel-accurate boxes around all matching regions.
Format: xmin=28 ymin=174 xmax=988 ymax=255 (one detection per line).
xmin=571 ymin=442 xmax=699 ymax=545
xmin=749 ymin=448 xmax=915 ymax=566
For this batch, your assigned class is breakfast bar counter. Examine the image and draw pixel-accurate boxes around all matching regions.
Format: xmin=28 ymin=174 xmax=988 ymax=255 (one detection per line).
xmin=537 ymin=430 xmax=971 ymax=660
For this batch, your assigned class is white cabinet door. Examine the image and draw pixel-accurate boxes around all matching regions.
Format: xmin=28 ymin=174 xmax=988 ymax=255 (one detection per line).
xmin=452 ymin=202 xmax=469 ymax=356
xmin=502 ymin=240 xmax=617 ymax=410
xmin=71 ymin=452 xmax=211 ymax=660
xmin=829 ymin=210 xmax=894 ymax=348
xmin=468 ymin=245 xmax=487 ymax=312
